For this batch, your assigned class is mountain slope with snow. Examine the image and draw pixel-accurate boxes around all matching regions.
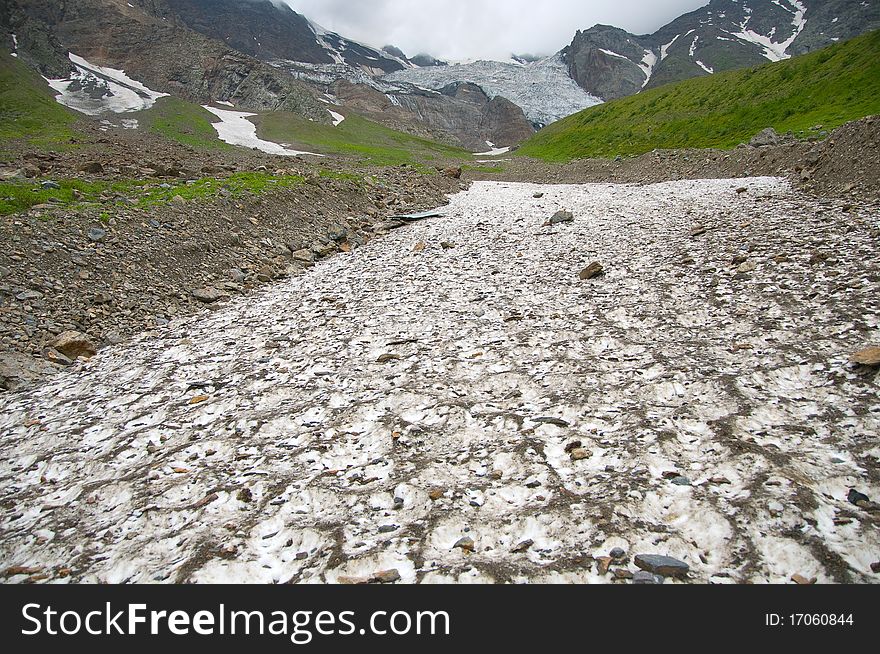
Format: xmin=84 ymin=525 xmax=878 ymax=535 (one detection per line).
xmin=565 ymin=0 xmax=880 ymax=100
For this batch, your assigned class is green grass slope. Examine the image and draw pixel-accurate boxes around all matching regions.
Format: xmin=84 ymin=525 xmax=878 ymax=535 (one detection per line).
xmin=518 ymin=30 xmax=880 ymax=161
xmin=136 ymin=97 xmax=235 ymax=151
xmin=0 ymin=51 xmax=78 ymax=149
xmin=257 ymin=111 xmax=472 ymax=166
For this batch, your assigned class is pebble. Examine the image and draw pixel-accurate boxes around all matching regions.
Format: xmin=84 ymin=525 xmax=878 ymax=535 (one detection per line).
xmin=453 ymin=537 xmax=475 ymax=552
xmin=579 ymin=262 xmax=604 ymax=280
xmin=632 ymin=571 xmax=665 ymax=585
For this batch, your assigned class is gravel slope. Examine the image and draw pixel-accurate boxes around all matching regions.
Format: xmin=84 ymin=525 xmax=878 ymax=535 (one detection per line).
xmin=1 ymin=178 xmax=878 ymax=584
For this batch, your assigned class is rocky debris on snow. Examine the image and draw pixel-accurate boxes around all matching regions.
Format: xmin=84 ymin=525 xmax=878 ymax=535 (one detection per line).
xmin=2 ymin=178 xmax=878 ymax=585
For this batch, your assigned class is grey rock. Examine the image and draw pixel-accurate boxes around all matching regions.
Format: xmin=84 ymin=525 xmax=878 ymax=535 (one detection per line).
xmin=610 ymin=547 xmax=626 ymax=560
xmin=191 ymin=288 xmax=226 ymax=304
xmin=0 ymin=353 xmax=59 ymax=391
xmin=15 ymin=290 xmax=43 ymax=302
xmin=378 ymin=525 xmax=399 ymax=534
xmin=750 ymin=128 xmax=781 ymax=147
xmin=549 ymin=210 xmax=575 ymax=225
xmin=632 ymin=571 xmax=665 ymax=585
xmin=40 ymin=181 xmax=61 ymax=190
xmin=634 ymin=554 xmax=690 ymax=578
xmin=88 ymin=227 xmax=108 ymax=243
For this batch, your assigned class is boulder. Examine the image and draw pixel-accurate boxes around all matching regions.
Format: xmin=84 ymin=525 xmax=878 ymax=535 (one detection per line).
xmin=52 ymin=331 xmax=98 ymax=360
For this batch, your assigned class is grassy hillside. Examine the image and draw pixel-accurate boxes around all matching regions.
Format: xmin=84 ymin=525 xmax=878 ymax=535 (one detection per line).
xmin=136 ymin=97 xmax=235 ymax=151
xmin=257 ymin=111 xmax=472 ymax=166
xmin=518 ymin=30 xmax=880 ymax=161
xmin=0 ymin=51 xmax=78 ymax=150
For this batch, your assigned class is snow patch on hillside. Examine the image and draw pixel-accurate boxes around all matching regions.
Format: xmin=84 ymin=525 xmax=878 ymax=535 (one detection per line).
xmin=45 ymin=53 xmax=168 ymax=116
xmin=203 ymin=106 xmax=323 ymax=157
xmin=729 ymin=0 xmax=807 ymax=61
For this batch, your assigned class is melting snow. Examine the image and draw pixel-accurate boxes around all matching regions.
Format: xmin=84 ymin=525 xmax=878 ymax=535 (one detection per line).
xmin=661 ymin=34 xmax=681 ymax=61
xmin=45 ymin=53 xmax=168 ymax=115
xmin=1 ymin=179 xmax=877 ymax=584
xmin=730 ymin=0 xmax=807 ymax=62
xmin=474 ymin=141 xmax=511 ymax=156
xmin=696 ymin=60 xmax=715 ymax=74
xmin=202 ymin=106 xmax=323 ymax=157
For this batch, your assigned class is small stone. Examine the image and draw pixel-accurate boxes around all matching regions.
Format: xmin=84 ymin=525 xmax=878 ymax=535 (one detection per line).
xmin=88 ymin=227 xmax=107 ymax=242
xmin=189 ymin=395 xmax=209 ymax=405
xmin=791 ymin=574 xmax=818 ymax=585
xmin=596 ymin=556 xmax=613 ymax=575
xmin=613 ymin=569 xmax=634 ymax=580
xmin=870 ymin=562 xmax=880 ymax=574
xmin=413 ymin=241 xmax=427 ymax=252
xmin=610 ymin=547 xmax=626 ymax=561
xmin=671 ymin=476 xmax=692 ymax=486
xmin=533 ymin=192 xmax=544 ymax=199
xmin=632 ymin=571 xmax=665 ymax=585
xmin=735 ymin=187 xmax=748 ymax=195
xmin=441 ymin=242 xmax=456 ymax=250
xmin=52 ymin=331 xmax=97 ymax=359
xmin=192 ymin=287 xmax=225 ymax=304
xmin=511 ymin=539 xmax=534 ymax=554
xmin=533 ymin=417 xmax=570 ymax=427
xmin=579 ymin=262 xmax=604 ymax=280
xmin=443 ymin=167 xmax=462 ymax=179
xmin=570 ymin=448 xmax=591 ymax=461
xmin=40 ymin=181 xmax=61 ymax=190
xmin=378 ymin=525 xmax=399 ymax=534
xmin=850 ymin=347 xmax=880 ymax=367
xmin=737 ymin=260 xmax=758 ymax=274
xmin=15 ymin=290 xmax=43 ymax=302
xmin=549 ymin=210 xmax=574 ymax=225
xmin=453 ymin=537 xmax=475 ymax=553
xmin=634 ymin=554 xmax=690 ymax=578
xmin=236 ymin=488 xmax=253 ymax=503
xmin=690 ymin=226 xmax=707 ymax=237
xmin=80 ymin=161 xmax=104 ymax=174
xmin=428 ymin=489 xmax=445 ymax=501
xmin=338 ymin=575 xmax=370 ymax=585
xmin=372 ymin=569 xmax=401 ymax=584
xmin=564 ymin=441 xmax=583 ymax=453
xmin=710 ymin=476 xmax=732 ymax=485
xmin=377 ymin=353 xmax=401 ymax=363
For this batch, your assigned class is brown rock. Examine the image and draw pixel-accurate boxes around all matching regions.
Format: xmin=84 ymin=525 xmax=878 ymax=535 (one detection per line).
xmin=511 ymin=539 xmax=534 ymax=554
xmin=52 ymin=331 xmax=97 ymax=360
xmin=791 ymin=574 xmax=818 ymax=585
xmin=428 ymin=488 xmax=445 ymax=501
xmin=570 ymin=448 xmax=592 ymax=461
xmin=579 ymin=262 xmax=604 ymax=280
xmin=453 ymin=537 xmax=475 ymax=553
xmin=443 ymin=167 xmax=463 ymax=179
xmin=371 ymin=569 xmax=401 ymax=584
xmin=851 ymin=347 xmax=880 ymax=366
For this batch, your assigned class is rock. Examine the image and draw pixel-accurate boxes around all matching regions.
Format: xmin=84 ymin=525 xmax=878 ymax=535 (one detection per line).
xmin=440 ymin=242 xmax=456 ymax=250
xmin=413 ymin=241 xmax=427 ymax=253
xmin=377 ymin=353 xmax=401 ymax=363
xmin=791 ymin=574 xmax=818 ymax=585
xmin=79 ymin=161 xmax=104 ymax=174
xmin=596 ymin=556 xmax=614 ymax=575
xmin=372 ymin=569 xmax=401 ymax=584
xmin=171 ymin=195 xmax=187 ymax=205
xmin=737 ymin=260 xmax=758 ymax=274
xmin=634 ymin=554 xmax=690 ymax=578
xmin=851 ymin=347 xmax=880 ymax=366
xmin=533 ymin=417 xmax=570 ymax=427
xmin=549 ymin=210 xmax=574 ymax=225
xmin=613 ymin=569 xmax=634 ymax=580
xmin=378 ymin=525 xmax=399 ymax=534
xmin=40 ymin=181 xmax=61 ymax=190
xmin=690 ymin=226 xmax=708 ymax=237
xmin=750 ymin=127 xmax=781 ymax=147
xmin=228 ymin=268 xmax=247 ymax=283
xmin=632 ymin=571 xmax=665 ymax=585
xmin=429 ymin=488 xmax=445 ymax=501
xmin=52 ymin=331 xmax=97 ymax=360
xmin=848 ymin=489 xmax=870 ymax=506
xmin=0 ymin=353 xmax=59 ymax=391
xmin=191 ymin=288 xmax=225 ymax=304
xmin=564 ymin=440 xmax=583 ymax=453
xmin=579 ymin=262 xmax=604 ymax=280
xmin=511 ymin=539 xmax=534 ymax=554
xmin=453 ymin=537 xmax=475 ymax=552
xmin=610 ymin=547 xmax=626 ymax=561
xmin=15 ymin=290 xmax=43 ymax=302
xmin=236 ymin=488 xmax=253 ymax=503
xmin=88 ymin=227 xmax=107 ymax=243
xmin=671 ymin=476 xmax=692 ymax=486
xmin=570 ymin=448 xmax=592 ymax=461
xmin=293 ymin=249 xmax=317 ymax=263
xmin=533 ymin=192 xmax=544 ymax=199
xmin=871 ymin=562 xmax=880 ymax=574
xmin=443 ymin=167 xmax=463 ymax=179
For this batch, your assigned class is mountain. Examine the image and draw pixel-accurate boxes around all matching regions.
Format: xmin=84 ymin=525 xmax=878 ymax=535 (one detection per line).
xmin=156 ymin=0 xmax=410 ymax=75
xmin=565 ymin=0 xmax=880 ymax=101
xmin=3 ymin=0 xmax=328 ymax=119
xmin=519 ymin=29 xmax=880 ymax=160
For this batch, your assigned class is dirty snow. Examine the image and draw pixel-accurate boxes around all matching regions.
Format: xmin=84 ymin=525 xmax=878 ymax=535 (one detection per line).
xmin=1 ymin=179 xmax=878 ymax=585
xmin=202 ymin=106 xmax=323 ymax=157
xmin=45 ymin=53 xmax=168 ymax=116
xmin=729 ymin=0 xmax=807 ymax=61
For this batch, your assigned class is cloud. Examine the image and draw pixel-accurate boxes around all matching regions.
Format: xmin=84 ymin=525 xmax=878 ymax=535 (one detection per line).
xmin=281 ymin=0 xmax=710 ymax=60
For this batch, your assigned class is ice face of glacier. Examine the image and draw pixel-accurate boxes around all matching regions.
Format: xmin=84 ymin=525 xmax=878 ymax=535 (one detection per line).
xmin=385 ymin=54 xmax=603 ymax=127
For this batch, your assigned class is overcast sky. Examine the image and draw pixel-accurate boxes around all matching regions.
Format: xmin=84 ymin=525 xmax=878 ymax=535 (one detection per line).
xmin=281 ymin=0 xmax=710 ymax=61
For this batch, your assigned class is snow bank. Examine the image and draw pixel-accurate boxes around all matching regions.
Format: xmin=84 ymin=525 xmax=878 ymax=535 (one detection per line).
xmin=202 ymin=105 xmax=323 ymax=157
xmin=45 ymin=53 xmax=168 ymax=116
